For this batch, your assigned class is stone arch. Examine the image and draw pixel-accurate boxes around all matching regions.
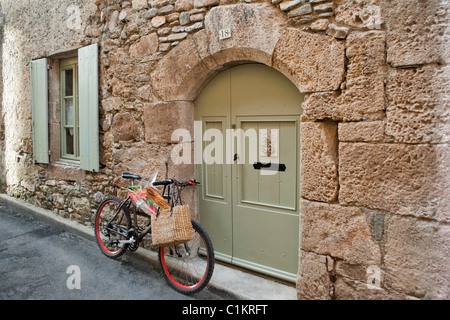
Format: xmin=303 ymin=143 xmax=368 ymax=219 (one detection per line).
xmin=150 ymin=3 xmax=346 ymax=103
xmin=151 ymin=3 xmax=288 ymax=102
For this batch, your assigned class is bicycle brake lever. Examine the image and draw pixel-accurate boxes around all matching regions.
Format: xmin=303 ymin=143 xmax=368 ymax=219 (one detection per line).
xmin=188 ymin=179 xmax=201 ymax=186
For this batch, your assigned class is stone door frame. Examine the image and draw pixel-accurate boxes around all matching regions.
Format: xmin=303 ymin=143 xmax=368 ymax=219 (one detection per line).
xmin=149 ymin=3 xmax=348 ymax=285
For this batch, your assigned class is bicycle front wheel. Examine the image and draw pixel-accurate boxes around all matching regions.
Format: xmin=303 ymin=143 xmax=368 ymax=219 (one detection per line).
xmin=158 ymin=220 xmax=215 ymax=295
xmin=94 ymin=197 xmax=131 ymax=259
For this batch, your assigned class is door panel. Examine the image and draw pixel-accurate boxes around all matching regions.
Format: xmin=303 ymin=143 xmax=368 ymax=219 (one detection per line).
xmin=238 ymin=119 xmax=297 ymax=210
xmin=195 ymin=70 xmax=233 ymax=262
xmin=233 ymin=118 xmax=299 ymax=279
xmin=196 ymin=64 xmax=304 ymax=281
xmin=204 ymin=120 xmax=225 ymax=199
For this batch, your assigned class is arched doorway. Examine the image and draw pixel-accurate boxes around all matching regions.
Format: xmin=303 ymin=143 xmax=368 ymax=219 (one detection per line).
xmin=195 ymin=63 xmax=304 ymax=281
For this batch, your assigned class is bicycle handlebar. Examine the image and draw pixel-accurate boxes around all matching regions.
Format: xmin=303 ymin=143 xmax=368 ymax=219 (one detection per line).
xmin=152 ymin=178 xmax=200 ymax=187
xmin=152 ymin=179 xmax=173 ymax=186
xmin=121 ymin=172 xmax=200 ymax=187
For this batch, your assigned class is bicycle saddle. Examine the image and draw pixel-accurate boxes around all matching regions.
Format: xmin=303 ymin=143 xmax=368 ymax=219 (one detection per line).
xmin=122 ymin=173 xmax=142 ymax=180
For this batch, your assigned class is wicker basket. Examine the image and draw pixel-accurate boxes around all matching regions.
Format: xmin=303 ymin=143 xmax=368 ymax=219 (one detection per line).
xmin=151 ymin=205 xmax=195 ymax=247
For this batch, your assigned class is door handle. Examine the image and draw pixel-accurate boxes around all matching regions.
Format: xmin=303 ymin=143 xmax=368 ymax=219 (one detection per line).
xmin=253 ymin=162 xmax=286 ymax=172
xmin=233 ymin=153 xmax=238 ymax=162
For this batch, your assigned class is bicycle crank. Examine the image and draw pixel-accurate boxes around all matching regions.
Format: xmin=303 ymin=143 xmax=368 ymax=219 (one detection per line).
xmin=118 ymin=238 xmax=136 ymax=244
xmin=124 ymin=228 xmax=139 ymax=251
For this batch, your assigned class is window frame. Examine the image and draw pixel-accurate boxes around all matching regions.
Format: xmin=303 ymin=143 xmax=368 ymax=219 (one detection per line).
xmin=30 ymin=43 xmax=99 ymax=172
xmin=59 ymin=57 xmax=80 ymax=163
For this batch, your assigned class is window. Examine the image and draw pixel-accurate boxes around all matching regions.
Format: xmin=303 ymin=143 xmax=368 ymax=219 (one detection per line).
xmin=60 ymin=57 xmax=79 ymax=161
xmin=30 ymin=43 xmax=99 ymax=172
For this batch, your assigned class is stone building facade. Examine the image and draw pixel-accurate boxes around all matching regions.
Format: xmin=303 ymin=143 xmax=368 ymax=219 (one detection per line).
xmin=0 ymin=0 xmax=449 ymax=299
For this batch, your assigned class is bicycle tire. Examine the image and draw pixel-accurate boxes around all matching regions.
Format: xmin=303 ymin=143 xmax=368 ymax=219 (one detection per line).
xmin=158 ymin=219 xmax=215 ymax=295
xmin=94 ymin=196 xmax=131 ymax=259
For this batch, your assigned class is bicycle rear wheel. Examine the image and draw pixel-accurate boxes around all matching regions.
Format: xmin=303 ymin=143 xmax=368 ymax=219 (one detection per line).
xmin=158 ymin=220 xmax=215 ymax=295
xmin=94 ymin=197 xmax=131 ymax=259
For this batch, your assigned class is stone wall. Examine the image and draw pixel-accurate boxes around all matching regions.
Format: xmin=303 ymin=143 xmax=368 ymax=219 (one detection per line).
xmin=0 ymin=0 xmax=100 ymax=225
xmin=0 ymin=2 xmax=4 ymax=192
xmin=296 ymin=0 xmax=450 ymax=300
xmin=0 ymin=0 xmax=448 ymax=299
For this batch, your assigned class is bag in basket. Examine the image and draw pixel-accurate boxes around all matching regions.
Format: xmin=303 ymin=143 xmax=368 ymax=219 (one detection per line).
xmin=151 ymin=205 xmax=195 ymax=247
xmin=127 ymin=186 xmax=157 ymax=215
xmin=145 ymin=185 xmax=170 ymax=210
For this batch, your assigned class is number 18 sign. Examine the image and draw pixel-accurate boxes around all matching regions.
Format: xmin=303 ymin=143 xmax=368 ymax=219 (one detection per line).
xmin=219 ymin=28 xmax=232 ymax=40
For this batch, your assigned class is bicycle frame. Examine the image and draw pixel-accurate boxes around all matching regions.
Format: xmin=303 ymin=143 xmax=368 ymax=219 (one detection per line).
xmin=94 ymin=174 xmax=213 ymax=295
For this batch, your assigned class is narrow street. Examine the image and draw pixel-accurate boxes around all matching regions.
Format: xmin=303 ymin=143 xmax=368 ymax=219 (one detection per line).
xmin=0 ymin=200 xmax=223 ymax=300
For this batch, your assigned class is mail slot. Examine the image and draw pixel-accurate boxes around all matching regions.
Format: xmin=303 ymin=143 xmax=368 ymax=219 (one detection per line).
xmin=253 ymin=162 xmax=286 ymax=172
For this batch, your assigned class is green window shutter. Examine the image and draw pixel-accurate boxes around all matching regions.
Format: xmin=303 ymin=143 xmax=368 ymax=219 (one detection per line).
xmin=78 ymin=43 xmax=99 ymax=172
xmin=30 ymin=58 xmax=49 ymax=164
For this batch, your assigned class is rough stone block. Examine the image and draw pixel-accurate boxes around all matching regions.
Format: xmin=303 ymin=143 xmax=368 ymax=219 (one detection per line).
xmin=313 ymin=2 xmax=334 ymax=13
xmin=143 ymin=101 xmax=194 ymax=143
xmin=301 ymin=31 xmax=385 ymax=121
xmin=386 ymin=64 xmax=450 ymax=144
xmin=204 ymin=3 xmax=287 ymax=67
xmin=129 ymin=33 xmax=158 ymax=58
xmin=194 ymin=0 xmax=220 ymax=8
xmin=301 ymin=91 xmax=340 ymax=121
xmin=310 ymin=18 xmax=329 ymax=31
xmin=384 ymin=215 xmax=450 ymax=299
xmin=300 ymin=121 xmax=338 ymax=203
xmin=175 ymin=0 xmax=194 ymax=11
xmin=48 ymin=162 xmax=86 ymax=183
xmin=52 ymin=193 xmax=66 ymax=210
xmin=168 ymin=32 xmax=188 ymax=41
xmin=300 ymin=200 xmax=382 ymax=266
xmin=336 ymin=0 xmax=383 ymax=29
xmin=334 ymin=277 xmax=406 ymax=300
xmin=135 ymin=84 xmax=152 ymax=102
xmin=132 ymin=0 xmax=149 ymax=10
xmin=273 ymin=29 xmax=345 ymax=93
xmin=102 ymin=96 xmax=122 ymax=112
xmin=151 ymin=38 xmax=211 ymax=101
xmin=280 ymin=0 xmax=304 ymax=12
xmin=288 ymin=4 xmax=312 ymax=18
xmin=112 ymin=113 xmax=143 ymax=142
xmin=343 ymin=30 xmax=385 ymax=114
xmin=111 ymin=142 xmax=171 ymax=182
xmin=326 ymin=23 xmax=349 ymax=39
xmin=297 ymin=251 xmax=332 ymax=300
xmin=151 ymin=15 xmax=166 ymax=27
xmin=69 ymin=197 xmax=91 ymax=215
xmin=339 ymin=143 xmax=450 ymax=223
xmin=191 ymin=29 xmax=220 ymax=70
xmin=338 ymin=121 xmax=384 ymax=142
xmin=179 ymin=12 xmax=190 ymax=25
xmin=382 ymin=0 xmax=450 ymax=66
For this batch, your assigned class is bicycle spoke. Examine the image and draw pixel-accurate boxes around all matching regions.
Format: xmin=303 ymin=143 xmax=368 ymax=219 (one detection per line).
xmin=158 ymin=220 xmax=214 ymax=294
xmin=94 ymin=197 xmax=131 ymax=258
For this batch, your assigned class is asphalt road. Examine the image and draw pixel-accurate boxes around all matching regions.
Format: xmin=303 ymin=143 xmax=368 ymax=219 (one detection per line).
xmin=0 ymin=201 xmax=223 ymax=300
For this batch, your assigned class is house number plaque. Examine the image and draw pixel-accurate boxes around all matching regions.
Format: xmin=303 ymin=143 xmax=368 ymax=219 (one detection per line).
xmin=219 ymin=28 xmax=232 ymax=40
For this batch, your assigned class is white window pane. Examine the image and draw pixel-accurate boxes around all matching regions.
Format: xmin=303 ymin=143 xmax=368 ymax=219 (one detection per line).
xmin=65 ymin=98 xmax=74 ymax=126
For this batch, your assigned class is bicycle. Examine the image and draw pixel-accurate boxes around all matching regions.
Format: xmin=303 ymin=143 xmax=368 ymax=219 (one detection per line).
xmin=93 ymin=172 xmax=215 ymax=295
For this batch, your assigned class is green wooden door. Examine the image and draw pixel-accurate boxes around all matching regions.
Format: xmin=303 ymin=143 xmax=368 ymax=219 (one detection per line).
xmin=195 ymin=64 xmax=304 ymax=282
